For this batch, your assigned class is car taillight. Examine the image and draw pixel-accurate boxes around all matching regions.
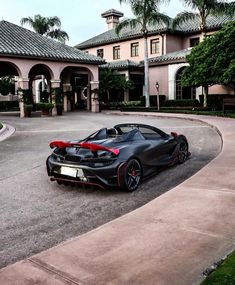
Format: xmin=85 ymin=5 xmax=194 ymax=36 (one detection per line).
xmin=171 ymin=132 xmax=178 ymax=138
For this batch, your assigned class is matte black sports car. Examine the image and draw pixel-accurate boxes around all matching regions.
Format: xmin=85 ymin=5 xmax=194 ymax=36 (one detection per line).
xmin=47 ymin=123 xmax=190 ymax=191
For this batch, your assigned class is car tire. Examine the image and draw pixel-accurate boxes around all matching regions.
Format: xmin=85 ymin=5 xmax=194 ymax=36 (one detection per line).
xmin=178 ymin=139 xmax=188 ymax=164
xmin=120 ymin=159 xmax=141 ymax=192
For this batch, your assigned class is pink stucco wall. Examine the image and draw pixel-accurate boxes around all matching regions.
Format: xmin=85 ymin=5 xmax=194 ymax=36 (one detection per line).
xmin=165 ymin=35 xmax=183 ymax=53
xmin=84 ymin=35 xmax=164 ymax=62
xmin=0 ymin=57 xmax=99 ymax=82
xmin=149 ymin=65 xmax=168 ymax=96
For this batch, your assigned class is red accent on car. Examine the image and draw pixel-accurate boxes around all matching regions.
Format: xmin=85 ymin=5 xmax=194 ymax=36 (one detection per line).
xmin=79 ymin=142 xmax=119 ymax=156
xmin=49 ymin=140 xmax=119 ymax=156
xmin=49 ymin=141 xmax=74 ymax=149
xmin=171 ymin=132 xmax=178 ymax=138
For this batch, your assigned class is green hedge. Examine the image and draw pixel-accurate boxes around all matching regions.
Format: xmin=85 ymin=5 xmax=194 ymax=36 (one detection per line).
xmin=0 ymin=101 xmax=19 ymax=111
xmin=199 ymin=94 xmax=234 ymax=110
xmin=162 ymin=99 xmax=200 ymax=107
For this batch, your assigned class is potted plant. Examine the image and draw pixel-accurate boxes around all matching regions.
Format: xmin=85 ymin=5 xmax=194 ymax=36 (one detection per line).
xmin=56 ymin=103 xmax=63 ymax=115
xmin=24 ymin=104 xmax=33 ymax=117
xmin=18 ymin=88 xmax=34 ymax=118
xmin=52 ymin=87 xmax=64 ymax=116
xmin=37 ymin=102 xmax=54 ymax=116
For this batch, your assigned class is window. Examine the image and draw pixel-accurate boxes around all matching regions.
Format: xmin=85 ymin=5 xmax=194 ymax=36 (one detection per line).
xmin=176 ymin=67 xmax=196 ymax=100
xmin=131 ymin=42 xmax=139 ymax=57
xmin=97 ymin=49 xmax=104 ymax=58
xmin=150 ymin=39 xmax=160 ymax=54
xmin=190 ymin=37 xmax=200 ymax=47
xmin=113 ymin=46 xmax=120 ymax=60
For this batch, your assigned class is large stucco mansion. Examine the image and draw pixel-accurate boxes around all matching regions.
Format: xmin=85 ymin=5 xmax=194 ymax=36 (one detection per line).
xmin=76 ymin=9 xmax=234 ymax=102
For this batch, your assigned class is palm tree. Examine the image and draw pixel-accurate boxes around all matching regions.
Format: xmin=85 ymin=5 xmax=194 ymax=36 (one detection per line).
xmin=172 ymin=0 xmax=235 ymax=107
xmin=116 ymin=0 xmax=171 ymax=107
xmin=173 ymin=0 xmax=235 ymax=38
xmin=21 ymin=14 xmax=69 ymax=43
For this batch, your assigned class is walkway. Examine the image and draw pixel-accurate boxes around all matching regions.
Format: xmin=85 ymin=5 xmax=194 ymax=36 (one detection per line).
xmin=0 ymin=112 xmax=234 ymax=285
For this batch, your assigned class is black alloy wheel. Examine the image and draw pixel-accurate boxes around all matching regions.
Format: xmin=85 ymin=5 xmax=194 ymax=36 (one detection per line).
xmin=121 ymin=159 xmax=141 ymax=192
xmin=178 ymin=140 xmax=188 ymax=164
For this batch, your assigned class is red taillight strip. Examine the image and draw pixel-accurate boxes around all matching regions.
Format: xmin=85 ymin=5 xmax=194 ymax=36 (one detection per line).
xmin=49 ymin=140 xmax=119 ymax=156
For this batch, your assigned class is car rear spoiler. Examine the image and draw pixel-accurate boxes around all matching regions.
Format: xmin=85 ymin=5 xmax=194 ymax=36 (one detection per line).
xmin=49 ymin=141 xmax=119 ymax=156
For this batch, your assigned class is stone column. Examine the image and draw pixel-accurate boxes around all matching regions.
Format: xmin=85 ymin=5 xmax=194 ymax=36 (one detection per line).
xmin=18 ymin=78 xmax=29 ymax=118
xmin=90 ymin=81 xmax=99 ymax=113
xmin=62 ymin=83 xmax=72 ymax=112
xmin=51 ymin=80 xmax=61 ymax=116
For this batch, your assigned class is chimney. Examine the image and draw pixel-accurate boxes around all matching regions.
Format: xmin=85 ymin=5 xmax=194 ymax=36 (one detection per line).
xmin=101 ymin=9 xmax=124 ymax=30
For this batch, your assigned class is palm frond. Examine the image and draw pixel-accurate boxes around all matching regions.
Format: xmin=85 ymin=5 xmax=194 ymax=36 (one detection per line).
xmin=47 ymin=16 xmax=61 ymax=28
xmin=47 ymin=29 xmax=69 ymax=43
xmin=172 ymin=11 xmax=198 ymax=29
xmin=149 ymin=12 xmax=171 ymax=27
xmin=211 ymin=1 xmax=235 ymax=16
xmin=115 ymin=18 xmax=140 ymax=35
xmin=20 ymin=17 xmax=33 ymax=26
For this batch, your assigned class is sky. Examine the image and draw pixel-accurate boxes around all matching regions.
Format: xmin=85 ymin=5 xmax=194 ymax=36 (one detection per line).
xmin=0 ymin=0 xmax=186 ymax=46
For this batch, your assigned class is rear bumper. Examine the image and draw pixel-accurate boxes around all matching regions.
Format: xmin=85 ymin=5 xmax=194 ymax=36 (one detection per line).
xmin=46 ymin=155 xmax=125 ymax=189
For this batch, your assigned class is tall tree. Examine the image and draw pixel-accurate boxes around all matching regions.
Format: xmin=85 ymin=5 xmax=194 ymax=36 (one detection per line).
xmin=21 ymin=14 xmax=69 ymax=43
xmin=172 ymin=0 xmax=235 ymax=38
xmin=116 ymin=0 xmax=171 ymax=108
xmin=182 ymin=22 xmax=235 ymax=106
xmin=173 ymin=0 xmax=235 ymax=106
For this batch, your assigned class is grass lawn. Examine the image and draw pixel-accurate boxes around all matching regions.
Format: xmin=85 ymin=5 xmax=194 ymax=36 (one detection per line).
xmin=201 ymin=251 xmax=235 ymax=285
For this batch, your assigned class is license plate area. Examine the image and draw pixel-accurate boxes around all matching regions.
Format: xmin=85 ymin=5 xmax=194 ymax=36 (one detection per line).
xmin=60 ymin=166 xmax=84 ymax=178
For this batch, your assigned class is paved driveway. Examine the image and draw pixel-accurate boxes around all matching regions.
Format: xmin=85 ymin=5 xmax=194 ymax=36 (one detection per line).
xmin=0 ymin=111 xmax=221 ymax=268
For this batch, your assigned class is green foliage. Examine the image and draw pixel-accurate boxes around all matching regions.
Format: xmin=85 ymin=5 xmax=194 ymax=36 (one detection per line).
xmin=52 ymin=87 xmax=63 ymax=106
xmin=182 ymin=22 xmax=235 ymax=89
xmin=24 ymin=104 xmax=33 ymax=112
xmin=40 ymin=90 xmax=50 ymax=103
xmin=99 ymin=68 xmax=134 ymax=102
xmin=117 ymin=0 xmax=171 ymax=107
xmin=36 ymin=102 xmax=54 ymax=110
xmin=21 ymin=14 xmax=69 ymax=43
xmin=0 ymin=101 xmax=19 ymax=111
xmin=0 ymin=76 xmax=15 ymax=95
xmin=19 ymin=88 xmax=34 ymax=105
xmin=201 ymin=251 xmax=235 ymax=285
xmin=163 ymin=99 xmax=200 ymax=107
xmin=172 ymin=0 xmax=235 ymax=34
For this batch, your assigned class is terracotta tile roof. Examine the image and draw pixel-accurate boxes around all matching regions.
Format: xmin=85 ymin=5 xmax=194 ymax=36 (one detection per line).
xmin=100 ymin=59 xmax=140 ymax=69
xmin=147 ymin=48 xmax=192 ymax=64
xmin=176 ymin=14 xmax=235 ymax=33
xmin=75 ymin=21 xmax=168 ymax=49
xmin=101 ymin=9 xmax=124 ymax=18
xmin=0 ymin=20 xmax=105 ymax=64
xmin=76 ymin=14 xmax=234 ymax=49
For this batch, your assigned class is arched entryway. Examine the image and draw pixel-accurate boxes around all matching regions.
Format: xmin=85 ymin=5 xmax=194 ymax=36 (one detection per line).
xmin=28 ymin=64 xmax=53 ymax=103
xmin=60 ymin=66 xmax=94 ymax=111
xmin=175 ymin=67 xmax=196 ymax=100
xmin=0 ymin=61 xmax=21 ymax=95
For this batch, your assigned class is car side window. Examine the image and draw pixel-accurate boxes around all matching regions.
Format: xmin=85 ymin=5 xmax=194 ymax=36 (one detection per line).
xmin=138 ymin=127 xmax=162 ymax=140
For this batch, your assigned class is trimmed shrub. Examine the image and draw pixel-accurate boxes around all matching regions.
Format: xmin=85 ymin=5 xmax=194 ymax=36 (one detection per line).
xmin=199 ymin=94 xmax=233 ymax=110
xmin=162 ymin=99 xmax=200 ymax=108
xmin=0 ymin=101 xmax=19 ymax=111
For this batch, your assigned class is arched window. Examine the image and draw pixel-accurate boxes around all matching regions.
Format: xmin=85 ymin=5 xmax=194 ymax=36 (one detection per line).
xmin=176 ymin=67 xmax=196 ymax=100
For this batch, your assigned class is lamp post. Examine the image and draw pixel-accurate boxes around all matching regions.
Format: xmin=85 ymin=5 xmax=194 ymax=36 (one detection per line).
xmin=155 ymin=81 xmax=160 ymax=111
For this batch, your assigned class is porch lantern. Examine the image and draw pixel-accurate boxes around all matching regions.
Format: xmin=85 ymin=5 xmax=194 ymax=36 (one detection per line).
xmin=155 ymin=81 xmax=160 ymax=111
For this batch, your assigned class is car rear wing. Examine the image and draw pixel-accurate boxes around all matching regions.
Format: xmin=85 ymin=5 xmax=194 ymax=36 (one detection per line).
xmin=49 ymin=141 xmax=119 ymax=156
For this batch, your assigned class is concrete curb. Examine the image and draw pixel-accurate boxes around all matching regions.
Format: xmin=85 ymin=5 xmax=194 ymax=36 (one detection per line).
xmin=0 ymin=123 xmax=15 ymax=142
xmin=0 ymin=123 xmax=7 ymax=135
